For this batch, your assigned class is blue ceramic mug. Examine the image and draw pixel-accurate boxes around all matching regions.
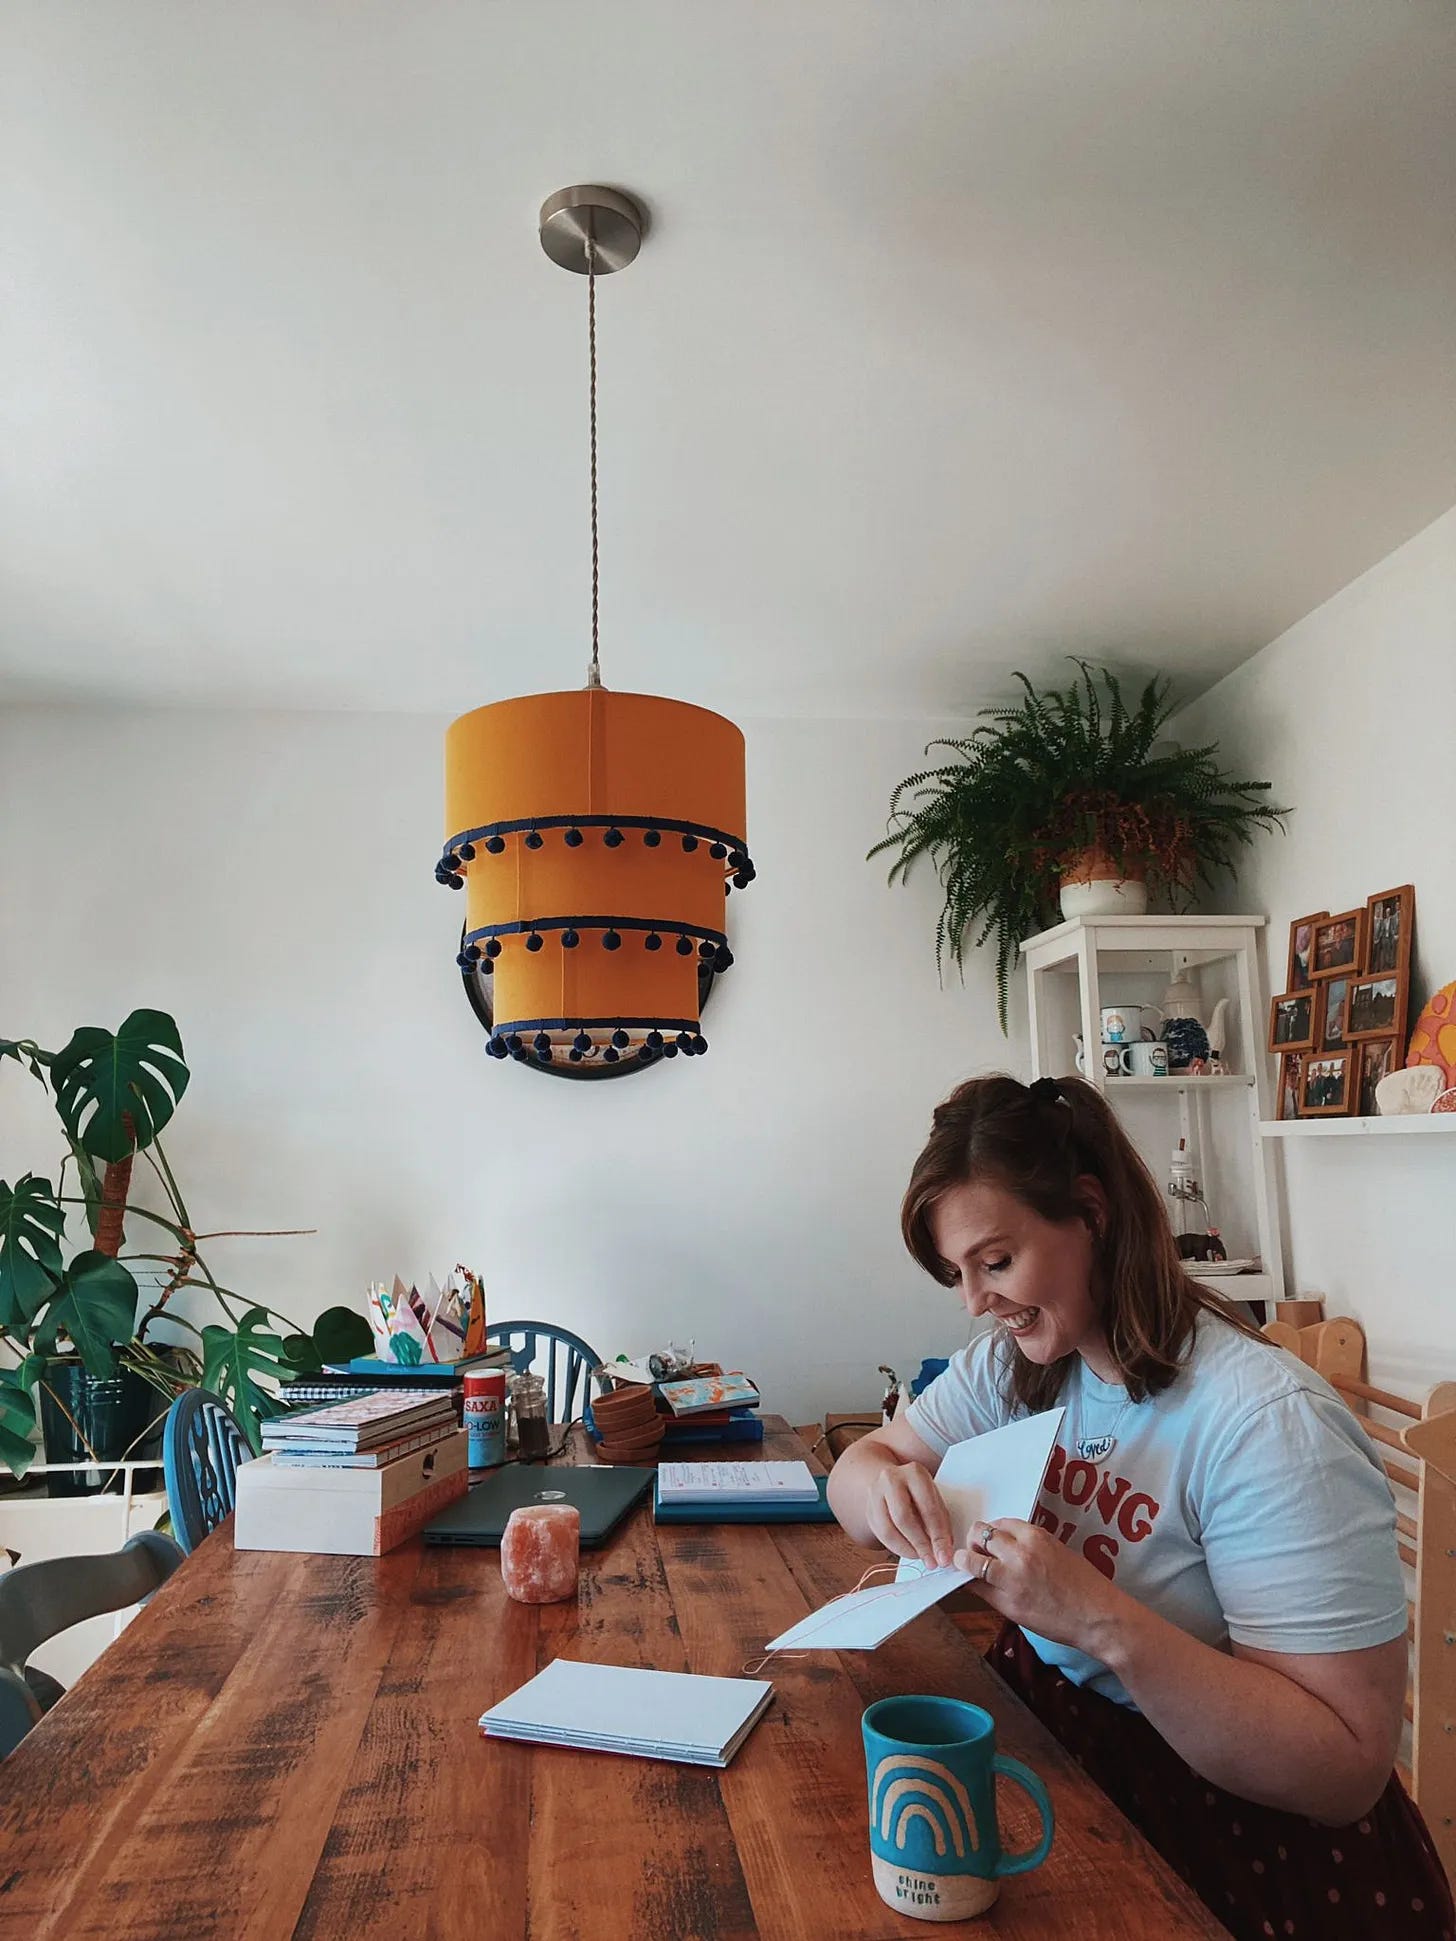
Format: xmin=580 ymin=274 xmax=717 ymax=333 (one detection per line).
xmin=862 ymin=1696 xmax=1054 ymax=1921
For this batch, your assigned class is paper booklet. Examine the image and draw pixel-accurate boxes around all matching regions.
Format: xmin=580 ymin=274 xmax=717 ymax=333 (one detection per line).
xmin=480 ymin=1659 xmax=774 ymax=1769
xmin=764 ymin=1408 xmax=1064 ymax=1654
xmin=657 ymin=1460 xmax=818 ymax=1505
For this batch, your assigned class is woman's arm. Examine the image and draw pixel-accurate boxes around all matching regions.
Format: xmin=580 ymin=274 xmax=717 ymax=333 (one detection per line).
xmin=825 ymin=1416 xmax=957 ymax=1568
xmin=1092 ymin=1594 xmax=1405 ymax=1824
xmin=962 ymin=1518 xmax=1405 ymax=1823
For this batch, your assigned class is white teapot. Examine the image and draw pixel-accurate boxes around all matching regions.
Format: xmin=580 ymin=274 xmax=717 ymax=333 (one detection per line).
xmin=1158 ymin=974 xmax=1231 ymax=1070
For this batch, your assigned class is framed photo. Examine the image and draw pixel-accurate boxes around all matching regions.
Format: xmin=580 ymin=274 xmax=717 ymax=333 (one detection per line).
xmin=1355 ymin=1038 xmax=1397 ymax=1118
xmin=1319 ymin=975 xmax=1351 ymax=1050
xmin=1278 ymin=1052 xmax=1306 ymax=1121
xmin=1346 ymin=974 xmax=1403 ymax=1041
xmin=1310 ymin=908 xmax=1365 ymax=979
xmin=1300 ymin=1050 xmax=1353 ymax=1117
xmin=1364 ymin=884 xmax=1414 ymax=979
xmin=1286 ymin=911 xmax=1326 ymax=993
xmin=1268 ymin=990 xmax=1315 ymax=1054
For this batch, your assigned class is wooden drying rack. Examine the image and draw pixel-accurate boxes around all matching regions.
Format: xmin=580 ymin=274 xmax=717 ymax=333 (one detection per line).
xmin=1262 ymin=1311 xmax=1456 ymax=1878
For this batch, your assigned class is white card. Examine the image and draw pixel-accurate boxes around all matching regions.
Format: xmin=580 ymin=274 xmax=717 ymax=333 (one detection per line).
xmin=893 ymin=1407 xmax=1065 ymax=1583
xmin=765 ymin=1408 xmax=1063 ymax=1653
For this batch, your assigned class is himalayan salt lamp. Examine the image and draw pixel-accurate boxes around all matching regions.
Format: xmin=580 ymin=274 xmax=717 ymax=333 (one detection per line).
xmin=501 ymin=1503 xmax=580 ymax=1604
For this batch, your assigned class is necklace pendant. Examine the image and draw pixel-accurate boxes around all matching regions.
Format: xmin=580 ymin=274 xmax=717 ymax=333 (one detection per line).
xmin=1076 ymin=1433 xmax=1116 ymax=1462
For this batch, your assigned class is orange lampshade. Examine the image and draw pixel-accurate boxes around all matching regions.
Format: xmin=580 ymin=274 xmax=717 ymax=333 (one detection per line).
xmin=438 ymin=687 xmax=752 ymax=1069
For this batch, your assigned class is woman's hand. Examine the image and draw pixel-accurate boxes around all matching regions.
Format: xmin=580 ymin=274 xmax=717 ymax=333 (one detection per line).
xmin=864 ymin=1461 xmax=955 ymax=1569
xmin=956 ymin=1519 xmax=1124 ymax=1649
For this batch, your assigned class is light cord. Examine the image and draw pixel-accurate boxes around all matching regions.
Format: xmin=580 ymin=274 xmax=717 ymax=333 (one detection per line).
xmin=586 ymin=233 xmax=601 ymax=688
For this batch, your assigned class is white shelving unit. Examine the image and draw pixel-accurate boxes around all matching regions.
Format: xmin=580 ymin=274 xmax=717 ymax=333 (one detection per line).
xmin=1021 ymin=914 xmax=1282 ymax=1303
xmin=1261 ymin=1113 xmax=1456 ymax=1140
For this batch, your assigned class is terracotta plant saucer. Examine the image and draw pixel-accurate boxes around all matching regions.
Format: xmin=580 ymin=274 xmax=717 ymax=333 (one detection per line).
xmin=594 ymin=1439 xmax=662 ymax=1466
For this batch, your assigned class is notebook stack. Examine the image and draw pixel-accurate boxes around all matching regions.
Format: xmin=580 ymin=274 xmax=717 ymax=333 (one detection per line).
xmin=235 ymin=1391 xmax=469 ymax=1556
xmin=279 ymin=1344 xmax=511 ymax=1414
xmin=587 ymin=1367 xmax=764 ymax=1453
xmin=480 ymin=1659 xmax=774 ymax=1769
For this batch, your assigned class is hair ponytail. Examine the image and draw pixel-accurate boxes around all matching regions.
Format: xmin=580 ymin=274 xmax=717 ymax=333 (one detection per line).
xmin=901 ymin=1073 xmax=1262 ymax=1410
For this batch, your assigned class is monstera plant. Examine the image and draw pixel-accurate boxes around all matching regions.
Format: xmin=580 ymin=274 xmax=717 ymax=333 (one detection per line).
xmin=0 ymin=1010 xmax=368 ymax=1479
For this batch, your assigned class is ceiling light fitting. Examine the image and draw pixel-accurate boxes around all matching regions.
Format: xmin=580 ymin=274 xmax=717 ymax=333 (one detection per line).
xmin=437 ymin=186 xmax=753 ymax=1076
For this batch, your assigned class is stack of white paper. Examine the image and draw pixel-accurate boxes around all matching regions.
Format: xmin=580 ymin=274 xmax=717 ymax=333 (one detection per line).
xmin=657 ymin=1460 xmax=819 ymax=1504
xmin=479 ymin=1658 xmax=774 ymax=1769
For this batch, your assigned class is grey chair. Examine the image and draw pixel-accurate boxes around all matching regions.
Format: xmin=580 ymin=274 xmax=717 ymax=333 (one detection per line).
xmin=0 ymin=1530 xmax=184 ymax=1757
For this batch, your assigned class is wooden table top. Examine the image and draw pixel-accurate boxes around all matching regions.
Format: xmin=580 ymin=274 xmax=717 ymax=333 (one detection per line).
xmin=0 ymin=1420 xmax=1225 ymax=1940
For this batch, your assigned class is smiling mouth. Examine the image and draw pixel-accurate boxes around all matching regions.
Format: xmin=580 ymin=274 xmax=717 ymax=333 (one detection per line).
xmin=998 ymin=1306 xmax=1040 ymax=1336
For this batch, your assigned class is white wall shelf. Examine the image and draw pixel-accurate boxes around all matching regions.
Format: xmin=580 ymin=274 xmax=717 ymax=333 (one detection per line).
xmin=1260 ymin=1114 xmax=1456 ymax=1140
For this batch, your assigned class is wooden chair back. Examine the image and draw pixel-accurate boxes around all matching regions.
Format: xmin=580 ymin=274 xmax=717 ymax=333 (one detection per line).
xmin=1263 ymin=1314 xmax=1456 ymax=1877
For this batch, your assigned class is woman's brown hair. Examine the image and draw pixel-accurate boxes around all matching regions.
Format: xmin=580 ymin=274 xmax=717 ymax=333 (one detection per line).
xmin=901 ymin=1073 xmax=1264 ymax=1412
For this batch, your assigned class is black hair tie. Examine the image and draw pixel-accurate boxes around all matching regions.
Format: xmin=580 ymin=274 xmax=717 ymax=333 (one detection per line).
xmin=1027 ymin=1076 xmax=1063 ymax=1106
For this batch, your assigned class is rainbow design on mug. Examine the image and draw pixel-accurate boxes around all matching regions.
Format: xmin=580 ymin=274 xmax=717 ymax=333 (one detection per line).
xmin=871 ymin=1755 xmax=980 ymax=1859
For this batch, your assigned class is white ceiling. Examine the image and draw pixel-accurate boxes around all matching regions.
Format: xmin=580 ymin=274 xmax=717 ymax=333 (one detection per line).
xmin=2 ymin=2 xmax=1454 ymax=718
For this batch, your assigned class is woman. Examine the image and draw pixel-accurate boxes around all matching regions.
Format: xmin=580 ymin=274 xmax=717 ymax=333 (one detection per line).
xmin=828 ymin=1074 xmax=1452 ymax=1941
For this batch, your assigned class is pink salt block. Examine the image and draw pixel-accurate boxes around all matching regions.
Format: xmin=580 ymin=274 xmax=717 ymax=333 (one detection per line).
xmin=500 ymin=1503 xmax=580 ymax=1604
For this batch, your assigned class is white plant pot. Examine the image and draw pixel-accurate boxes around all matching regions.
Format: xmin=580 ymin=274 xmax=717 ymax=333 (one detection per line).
xmin=1058 ymin=875 xmax=1149 ymax=921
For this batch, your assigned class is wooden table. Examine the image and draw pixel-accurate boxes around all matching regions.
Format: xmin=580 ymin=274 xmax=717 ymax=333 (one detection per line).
xmin=0 ymin=1420 xmax=1225 ymax=1940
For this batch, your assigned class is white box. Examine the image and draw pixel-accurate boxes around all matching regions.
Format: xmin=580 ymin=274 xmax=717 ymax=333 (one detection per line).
xmin=234 ymin=1430 xmax=469 ymax=1556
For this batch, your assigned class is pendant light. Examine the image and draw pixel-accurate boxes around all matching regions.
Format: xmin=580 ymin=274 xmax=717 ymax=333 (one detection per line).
xmin=437 ymin=187 xmax=753 ymax=1071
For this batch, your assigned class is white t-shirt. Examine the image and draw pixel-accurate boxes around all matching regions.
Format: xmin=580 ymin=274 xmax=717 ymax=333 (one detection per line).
xmin=905 ymin=1309 xmax=1407 ymax=1707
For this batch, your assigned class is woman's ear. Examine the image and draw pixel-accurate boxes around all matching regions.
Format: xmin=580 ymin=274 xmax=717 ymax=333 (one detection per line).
xmin=1074 ymin=1172 xmax=1110 ymax=1242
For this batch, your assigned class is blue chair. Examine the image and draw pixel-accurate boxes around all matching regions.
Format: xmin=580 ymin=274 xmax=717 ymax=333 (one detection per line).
xmin=0 ymin=1531 xmax=184 ymax=1757
xmin=485 ymin=1321 xmax=605 ymax=1423
xmin=162 ymin=1389 xmax=253 ymax=1555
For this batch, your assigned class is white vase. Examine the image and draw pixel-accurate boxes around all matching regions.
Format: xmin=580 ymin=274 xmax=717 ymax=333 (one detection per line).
xmin=1058 ymin=875 xmax=1149 ymax=921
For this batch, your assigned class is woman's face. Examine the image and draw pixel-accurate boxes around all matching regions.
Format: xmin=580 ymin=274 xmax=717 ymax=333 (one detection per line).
xmin=928 ymin=1177 xmax=1108 ymax=1371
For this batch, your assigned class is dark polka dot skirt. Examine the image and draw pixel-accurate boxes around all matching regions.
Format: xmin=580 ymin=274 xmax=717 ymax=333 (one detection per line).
xmin=988 ymin=1623 xmax=1453 ymax=1941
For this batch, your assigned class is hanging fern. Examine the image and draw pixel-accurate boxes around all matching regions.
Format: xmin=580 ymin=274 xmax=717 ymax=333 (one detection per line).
xmin=871 ymin=661 xmax=1288 ymax=1031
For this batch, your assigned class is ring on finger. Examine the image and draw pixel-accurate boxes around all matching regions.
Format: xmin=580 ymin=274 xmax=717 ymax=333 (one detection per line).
xmin=978 ymin=1556 xmax=993 ymax=1584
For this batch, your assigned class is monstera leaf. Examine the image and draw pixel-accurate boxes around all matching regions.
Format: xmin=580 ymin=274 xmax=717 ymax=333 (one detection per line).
xmin=310 ymin=1305 xmax=373 ymax=1366
xmin=0 ymin=1360 xmax=41 ymax=1480
xmin=50 ymin=1009 xmax=190 ymax=1162
xmin=0 ymin=1174 xmax=65 ymax=1328
xmin=200 ymin=1307 xmax=292 ymax=1452
xmin=32 ymin=1252 xmax=139 ymax=1378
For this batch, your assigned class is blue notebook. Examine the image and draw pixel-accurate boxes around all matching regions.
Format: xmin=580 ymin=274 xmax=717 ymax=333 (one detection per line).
xmin=653 ymin=1474 xmax=834 ymax=1524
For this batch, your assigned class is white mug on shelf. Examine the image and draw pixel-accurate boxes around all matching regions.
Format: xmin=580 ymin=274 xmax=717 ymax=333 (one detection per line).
xmin=1117 ymin=1041 xmax=1169 ymax=1078
xmin=1099 ymin=1003 xmax=1163 ymax=1044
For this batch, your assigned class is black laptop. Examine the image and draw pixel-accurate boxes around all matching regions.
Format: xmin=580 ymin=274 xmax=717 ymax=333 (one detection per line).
xmin=423 ymin=1464 xmax=655 ymax=1547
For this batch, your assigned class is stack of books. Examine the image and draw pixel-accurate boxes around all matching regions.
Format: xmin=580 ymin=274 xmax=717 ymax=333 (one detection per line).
xmin=657 ymin=1371 xmax=763 ymax=1447
xmin=279 ymin=1344 xmax=512 ymax=1414
xmin=235 ymin=1391 xmax=469 ymax=1556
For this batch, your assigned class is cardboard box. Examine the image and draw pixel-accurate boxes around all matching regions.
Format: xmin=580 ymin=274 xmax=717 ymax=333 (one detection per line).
xmin=235 ymin=1430 xmax=469 ymax=1556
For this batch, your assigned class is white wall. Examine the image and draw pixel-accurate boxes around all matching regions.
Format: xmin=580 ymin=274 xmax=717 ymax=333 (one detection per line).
xmin=0 ymin=707 xmax=1016 ymax=1424
xmin=1176 ymin=504 xmax=1456 ymax=1392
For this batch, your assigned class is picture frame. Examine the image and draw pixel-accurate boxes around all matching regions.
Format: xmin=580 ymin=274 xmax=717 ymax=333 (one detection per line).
xmin=1319 ymin=974 xmax=1352 ymax=1051
xmin=1268 ymin=990 xmax=1316 ymax=1055
xmin=1364 ymin=884 xmax=1414 ymax=980
xmin=1345 ymin=974 xmax=1404 ymax=1043
xmin=1286 ymin=911 xmax=1327 ymax=993
xmin=1355 ymin=1037 xmax=1397 ymax=1118
xmin=1277 ymin=1052 xmax=1306 ymax=1122
xmin=1309 ymin=908 xmax=1365 ymax=979
xmin=1300 ymin=1050 xmax=1353 ymax=1117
